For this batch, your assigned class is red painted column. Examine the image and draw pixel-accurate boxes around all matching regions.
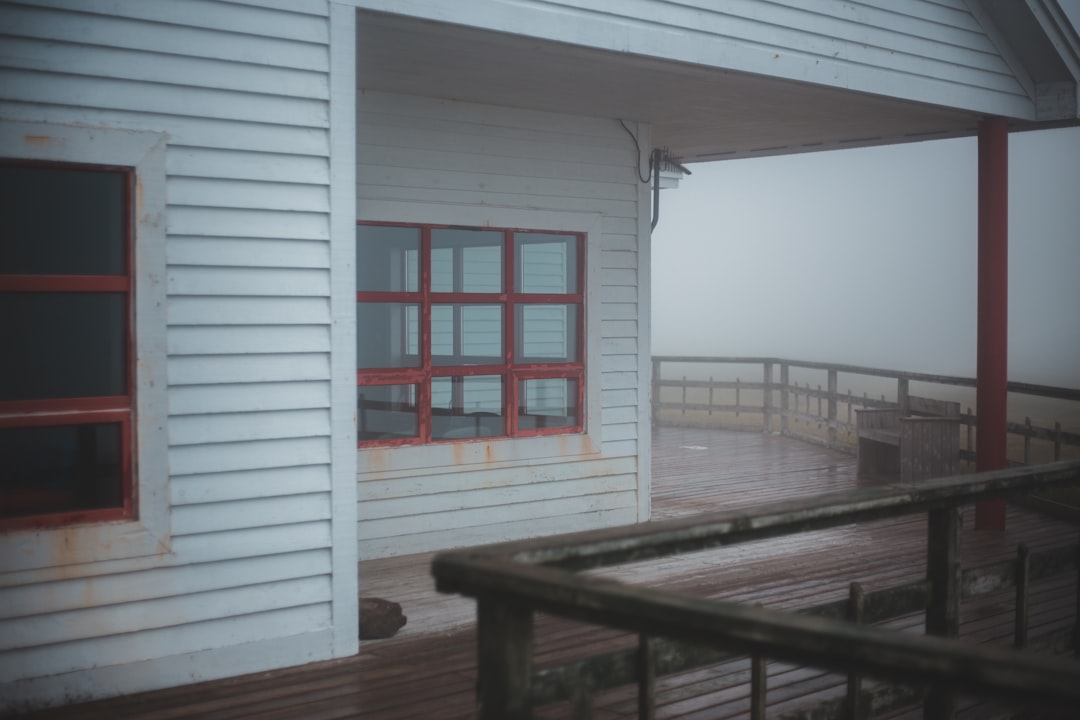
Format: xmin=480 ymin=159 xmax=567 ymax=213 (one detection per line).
xmin=974 ymin=117 xmax=1009 ymax=531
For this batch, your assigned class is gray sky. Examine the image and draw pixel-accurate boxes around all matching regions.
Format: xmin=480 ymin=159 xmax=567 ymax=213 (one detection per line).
xmin=650 ymin=125 xmax=1080 ymax=387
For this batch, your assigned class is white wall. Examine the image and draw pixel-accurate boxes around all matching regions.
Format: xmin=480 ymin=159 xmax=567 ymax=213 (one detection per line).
xmin=0 ymin=0 xmax=357 ymax=710
xmin=355 ymin=91 xmax=651 ymax=558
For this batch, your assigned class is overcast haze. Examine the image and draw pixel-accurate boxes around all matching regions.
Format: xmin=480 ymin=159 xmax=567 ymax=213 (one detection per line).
xmin=650 ymin=125 xmax=1080 ymax=388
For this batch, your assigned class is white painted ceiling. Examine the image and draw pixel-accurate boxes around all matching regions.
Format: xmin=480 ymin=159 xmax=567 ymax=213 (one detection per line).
xmin=356 ymin=11 xmax=988 ymax=163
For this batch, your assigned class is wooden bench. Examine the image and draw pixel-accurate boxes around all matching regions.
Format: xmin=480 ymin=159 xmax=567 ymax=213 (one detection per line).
xmin=856 ymin=396 xmax=961 ymax=482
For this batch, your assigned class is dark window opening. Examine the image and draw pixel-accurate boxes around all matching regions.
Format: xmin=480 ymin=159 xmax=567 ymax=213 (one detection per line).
xmin=0 ymin=161 xmax=134 ymax=528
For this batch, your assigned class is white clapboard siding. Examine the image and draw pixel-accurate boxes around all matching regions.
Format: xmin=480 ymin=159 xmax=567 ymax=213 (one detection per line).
xmin=168 ymin=353 xmax=331 ymax=385
xmin=360 ymin=473 xmax=635 ymax=519
xmin=5 ymin=604 xmax=332 ymax=683
xmin=0 ymin=0 xmax=343 ymax=707
xmin=361 ymin=507 xmax=638 ymax=559
xmin=1 ymin=550 xmax=331 ymax=621
xmin=172 ymin=465 xmax=332 ymax=505
xmin=168 ymin=296 xmax=331 ymax=325
xmin=168 ymin=237 xmax=331 ymax=269
xmin=168 ymin=409 xmax=331 ymax=446
xmin=361 ymin=0 xmax=1032 ymax=116
xmin=172 ymin=494 xmax=332 ymax=536
xmin=0 ymin=3 xmax=328 ymax=71
xmin=1 ymin=575 xmax=331 ymax=651
xmin=169 ymin=522 xmax=334 ymax=566
xmin=169 ymin=437 xmax=331 ymax=476
xmin=356 ymin=91 xmax=646 ymax=557
xmin=167 ymin=325 xmax=331 ymax=356
xmin=169 ymin=381 xmax=330 ymax=416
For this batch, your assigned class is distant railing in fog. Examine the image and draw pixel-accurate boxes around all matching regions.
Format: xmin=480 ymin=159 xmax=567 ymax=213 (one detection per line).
xmin=650 ymin=356 xmax=1080 ymax=466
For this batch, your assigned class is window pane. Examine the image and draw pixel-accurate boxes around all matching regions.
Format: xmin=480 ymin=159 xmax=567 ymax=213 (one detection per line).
xmin=516 ymin=304 xmax=578 ymax=363
xmin=0 ymin=423 xmax=123 ymax=519
xmin=432 ymin=304 xmax=503 ymax=366
xmin=357 ymin=302 xmax=420 ymax=369
xmin=0 ymin=164 xmax=126 ymax=276
xmin=519 ymin=378 xmax=578 ymax=430
xmin=516 ymin=233 xmax=578 ymax=294
xmin=357 ymin=225 xmax=419 ymax=292
xmin=359 ymin=385 xmax=418 ymax=441
xmin=0 ymin=293 xmax=126 ymax=401
xmin=431 ymin=229 xmax=503 ymax=293
xmin=431 ymin=375 xmax=504 ymax=439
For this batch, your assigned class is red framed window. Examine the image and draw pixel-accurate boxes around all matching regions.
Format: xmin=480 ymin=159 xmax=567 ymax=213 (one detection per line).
xmin=0 ymin=160 xmax=134 ymax=528
xmin=357 ymin=222 xmax=585 ymax=446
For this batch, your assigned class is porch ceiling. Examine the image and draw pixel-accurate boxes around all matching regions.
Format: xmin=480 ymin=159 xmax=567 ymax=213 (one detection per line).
xmin=356 ymin=11 xmax=986 ymax=163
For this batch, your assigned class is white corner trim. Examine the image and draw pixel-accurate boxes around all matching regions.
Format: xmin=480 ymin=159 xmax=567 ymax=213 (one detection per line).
xmin=634 ymin=121 xmax=653 ymax=524
xmin=328 ymin=0 xmax=360 ymax=658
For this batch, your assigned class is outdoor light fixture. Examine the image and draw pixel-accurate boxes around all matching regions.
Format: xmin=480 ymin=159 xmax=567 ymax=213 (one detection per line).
xmin=654 ymin=147 xmax=692 ymax=189
xmin=650 ymin=147 xmax=691 ymax=230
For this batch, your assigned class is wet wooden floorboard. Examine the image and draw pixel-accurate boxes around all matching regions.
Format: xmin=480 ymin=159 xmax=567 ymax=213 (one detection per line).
xmin=22 ymin=427 xmax=1079 ymax=719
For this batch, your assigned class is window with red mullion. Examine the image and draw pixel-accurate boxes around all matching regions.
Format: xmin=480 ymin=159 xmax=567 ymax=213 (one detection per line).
xmin=0 ymin=411 xmax=133 ymax=530
xmin=0 ymin=160 xmax=135 ymax=528
xmin=357 ymin=222 xmax=585 ymax=446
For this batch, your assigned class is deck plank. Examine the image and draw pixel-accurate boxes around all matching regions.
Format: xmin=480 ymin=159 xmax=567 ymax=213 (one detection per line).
xmin=19 ymin=427 xmax=1078 ymax=719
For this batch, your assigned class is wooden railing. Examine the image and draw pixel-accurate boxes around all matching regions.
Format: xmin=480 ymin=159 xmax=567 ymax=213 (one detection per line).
xmin=651 ymin=356 xmax=1080 ymax=465
xmin=433 ymin=462 xmax=1080 ymax=719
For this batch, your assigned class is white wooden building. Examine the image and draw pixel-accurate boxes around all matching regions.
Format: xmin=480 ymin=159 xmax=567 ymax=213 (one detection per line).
xmin=0 ymin=0 xmax=1076 ymax=711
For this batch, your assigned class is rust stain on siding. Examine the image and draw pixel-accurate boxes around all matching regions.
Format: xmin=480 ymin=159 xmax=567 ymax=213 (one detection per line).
xmin=365 ymin=448 xmax=387 ymax=476
xmin=23 ymin=134 xmax=53 ymax=147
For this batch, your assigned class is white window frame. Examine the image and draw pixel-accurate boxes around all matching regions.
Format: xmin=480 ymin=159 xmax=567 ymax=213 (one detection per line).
xmin=0 ymin=122 xmax=170 ymax=573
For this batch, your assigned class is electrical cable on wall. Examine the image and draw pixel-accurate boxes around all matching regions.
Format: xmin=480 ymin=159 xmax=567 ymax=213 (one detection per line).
xmin=618 ymin=118 xmax=653 ymax=183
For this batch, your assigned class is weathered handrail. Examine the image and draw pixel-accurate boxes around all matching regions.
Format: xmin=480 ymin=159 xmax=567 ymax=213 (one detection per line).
xmin=433 ymin=461 xmax=1080 ymax=719
xmin=651 ymin=356 xmax=1080 ymax=463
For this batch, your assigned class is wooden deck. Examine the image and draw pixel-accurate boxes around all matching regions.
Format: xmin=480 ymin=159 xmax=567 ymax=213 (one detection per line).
xmin=22 ymin=427 xmax=1079 ymax=719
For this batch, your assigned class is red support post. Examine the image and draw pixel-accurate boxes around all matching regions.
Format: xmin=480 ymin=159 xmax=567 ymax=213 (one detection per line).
xmin=975 ymin=117 xmax=1009 ymax=531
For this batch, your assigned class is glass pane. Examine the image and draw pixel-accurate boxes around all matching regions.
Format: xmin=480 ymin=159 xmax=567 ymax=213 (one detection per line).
xmin=356 ymin=225 xmax=419 ymax=292
xmin=0 ymin=164 xmax=126 ymax=276
xmin=431 ymin=228 xmax=503 ymax=293
xmin=516 ymin=304 xmax=578 ymax=363
xmin=0 ymin=422 xmax=123 ymax=519
xmin=516 ymin=233 xmax=578 ymax=294
xmin=431 ymin=304 xmax=503 ymax=366
xmin=518 ymin=378 xmax=579 ymax=430
xmin=358 ymin=385 xmax=418 ymax=441
xmin=431 ymin=375 xmax=504 ymax=439
xmin=357 ymin=302 xmax=420 ymax=369
xmin=0 ymin=293 xmax=126 ymax=401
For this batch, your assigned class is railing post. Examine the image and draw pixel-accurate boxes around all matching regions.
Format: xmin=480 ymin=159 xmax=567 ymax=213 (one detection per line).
xmin=763 ymin=361 xmax=774 ymax=434
xmin=1023 ymin=417 xmax=1032 ymax=464
xmin=828 ymin=369 xmax=838 ymax=448
xmin=735 ymin=377 xmax=741 ymax=419
xmin=845 ymin=582 xmax=866 ymax=720
xmin=637 ymin=634 xmax=656 ymax=720
xmin=750 ymin=654 xmax=767 ymax=720
xmin=1014 ymin=544 xmax=1030 ymax=649
xmin=651 ymin=358 xmax=661 ymax=428
xmin=477 ymin=597 xmax=534 ymax=720
xmin=1075 ymin=535 xmax=1080 ymax=659
xmin=780 ymin=363 xmax=789 ymax=437
xmin=925 ymin=507 xmax=961 ymax=719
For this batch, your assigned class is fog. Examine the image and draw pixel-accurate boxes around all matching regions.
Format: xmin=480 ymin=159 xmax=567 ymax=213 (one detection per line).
xmin=650 ymin=125 xmax=1080 ymax=388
